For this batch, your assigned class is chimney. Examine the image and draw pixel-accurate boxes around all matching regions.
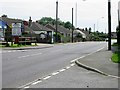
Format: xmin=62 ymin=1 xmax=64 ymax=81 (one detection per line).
xmin=29 ymin=16 xmax=32 ymax=27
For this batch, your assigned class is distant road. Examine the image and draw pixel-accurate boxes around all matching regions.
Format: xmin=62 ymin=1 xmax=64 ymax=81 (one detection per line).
xmin=2 ymin=42 xmax=107 ymax=88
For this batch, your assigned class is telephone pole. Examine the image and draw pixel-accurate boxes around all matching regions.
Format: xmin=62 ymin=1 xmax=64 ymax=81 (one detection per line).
xmin=72 ymin=8 xmax=74 ymax=43
xmin=108 ymin=0 xmax=111 ymax=50
xmin=56 ymin=1 xmax=58 ymax=43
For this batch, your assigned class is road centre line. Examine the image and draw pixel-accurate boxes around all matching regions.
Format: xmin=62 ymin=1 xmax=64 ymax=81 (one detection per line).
xmin=18 ymin=53 xmax=42 ymax=58
xmin=18 ymin=55 xmax=30 ymax=58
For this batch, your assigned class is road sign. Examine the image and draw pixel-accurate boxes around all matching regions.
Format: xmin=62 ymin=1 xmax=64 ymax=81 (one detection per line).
xmin=12 ymin=23 xmax=22 ymax=36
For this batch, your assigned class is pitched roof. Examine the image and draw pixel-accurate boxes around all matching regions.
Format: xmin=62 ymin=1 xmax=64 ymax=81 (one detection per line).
xmin=24 ymin=26 xmax=34 ymax=34
xmin=30 ymin=22 xmax=53 ymax=31
xmin=0 ymin=17 xmax=22 ymax=26
xmin=46 ymin=24 xmax=71 ymax=34
xmin=0 ymin=17 xmax=35 ymax=34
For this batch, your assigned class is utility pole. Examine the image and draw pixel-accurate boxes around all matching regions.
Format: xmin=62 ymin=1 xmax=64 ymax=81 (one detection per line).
xmin=108 ymin=0 xmax=111 ymax=50
xmin=75 ymin=3 xmax=77 ymax=28
xmin=56 ymin=1 xmax=58 ymax=43
xmin=118 ymin=2 xmax=120 ymax=45
xmin=72 ymin=8 xmax=74 ymax=43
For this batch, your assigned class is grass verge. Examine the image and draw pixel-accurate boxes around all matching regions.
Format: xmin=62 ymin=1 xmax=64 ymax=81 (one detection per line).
xmin=111 ymin=52 xmax=120 ymax=63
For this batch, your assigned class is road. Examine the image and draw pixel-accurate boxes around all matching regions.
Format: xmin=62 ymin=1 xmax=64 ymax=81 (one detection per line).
xmin=2 ymin=42 xmax=117 ymax=88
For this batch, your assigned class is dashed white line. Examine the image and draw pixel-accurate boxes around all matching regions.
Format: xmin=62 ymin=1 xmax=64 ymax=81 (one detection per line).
xmin=30 ymin=53 xmax=42 ymax=56
xmin=70 ymin=63 xmax=75 ymax=66
xmin=18 ymin=55 xmax=30 ymax=58
xmin=32 ymin=81 xmax=42 ymax=85
xmin=43 ymin=76 xmax=51 ymax=80
xmin=18 ymin=53 xmax=42 ymax=58
xmin=59 ymin=69 xmax=66 ymax=72
xmin=24 ymin=86 xmax=30 ymax=88
xmin=52 ymin=72 xmax=59 ymax=76
xmin=66 ymin=66 xmax=71 ymax=69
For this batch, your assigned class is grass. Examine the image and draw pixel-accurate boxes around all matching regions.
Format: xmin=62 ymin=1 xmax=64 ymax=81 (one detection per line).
xmin=111 ymin=52 xmax=120 ymax=63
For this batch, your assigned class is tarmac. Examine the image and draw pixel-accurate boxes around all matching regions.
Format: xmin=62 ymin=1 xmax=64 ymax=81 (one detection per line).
xmin=2 ymin=43 xmax=120 ymax=78
xmin=75 ymin=47 xmax=120 ymax=78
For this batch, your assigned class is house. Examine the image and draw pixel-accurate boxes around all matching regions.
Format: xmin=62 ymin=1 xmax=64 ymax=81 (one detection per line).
xmin=46 ymin=24 xmax=71 ymax=43
xmin=1 ymin=16 xmax=36 ymax=44
xmin=30 ymin=22 xmax=54 ymax=43
xmin=76 ymin=28 xmax=90 ymax=41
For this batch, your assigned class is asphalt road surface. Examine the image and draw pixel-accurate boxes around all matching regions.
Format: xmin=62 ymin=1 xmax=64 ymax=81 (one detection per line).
xmin=2 ymin=42 xmax=118 ymax=88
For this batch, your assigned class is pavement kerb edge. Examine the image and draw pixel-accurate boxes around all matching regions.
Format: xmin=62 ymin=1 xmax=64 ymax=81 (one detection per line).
xmin=75 ymin=60 xmax=108 ymax=76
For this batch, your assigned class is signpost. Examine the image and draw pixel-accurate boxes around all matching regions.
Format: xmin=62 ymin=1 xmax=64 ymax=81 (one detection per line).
xmin=12 ymin=23 xmax=22 ymax=36
xmin=12 ymin=23 xmax=22 ymax=44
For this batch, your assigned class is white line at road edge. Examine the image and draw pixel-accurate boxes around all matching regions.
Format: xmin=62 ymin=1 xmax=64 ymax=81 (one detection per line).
xmin=19 ymin=64 xmax=75 ymax=89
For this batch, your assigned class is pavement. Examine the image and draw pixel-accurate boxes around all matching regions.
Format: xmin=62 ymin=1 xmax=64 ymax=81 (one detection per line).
xmin=1 ymin=43 xmax=54 ymax=50
xmin=75 ymin=47 xmax=120 ymax=78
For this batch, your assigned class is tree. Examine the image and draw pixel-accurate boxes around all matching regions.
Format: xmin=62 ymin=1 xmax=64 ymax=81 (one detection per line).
xmin=38 ymin=17 xmax=55 ymax=25
xmin=85 ymin=28 xmax=88 ymax=31
xmin=1 ymin=14 xmax=8 ymax=18
xmin=88 ymin=27 xmax=92 ymax=34
xmin=64 ymin=21 xmax=73 ymax=30
xmin=37 ymin=17 xmax=74 ymax=30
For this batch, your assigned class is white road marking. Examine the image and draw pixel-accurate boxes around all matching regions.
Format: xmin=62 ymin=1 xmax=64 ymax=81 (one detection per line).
xmin=18 ymin=53 xmax=42 ymax=58
xmin=32 ymin=81 xmax=42 ymax=85
xmin=70 ymin=63 xmax=75 ymax=66
xmin=43 ymin=76 xmax=51 ymax=80
xmin=66 ymin=66 xmax=71 ymax=69
xmin=59 ymin=69 xmax=66 ymax=72
xmin=18 ymin=55 xmax=30 ymax=58
xmin=7 ymin=51 xmax=12 ymax=52
xmin=108 ymin=75 xmax=120 ymax=79
xmin=2 ymin=50 xmax=28 ymax=53
xmin=30 ymin=53 xmax=42 ymax=56
xmin=18 ymin=46 xmax=107 ymax=89
xmin=52 ymin=72 xmax=59 ymax=76
xmin=24 ymin=86 xmax=30 ymax=88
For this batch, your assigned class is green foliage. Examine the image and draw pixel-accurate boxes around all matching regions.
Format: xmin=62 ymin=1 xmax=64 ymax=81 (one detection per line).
xmin=37 ymin=17 xmax=74 ymax=30
xmin=89 ymin=31 xmax=107 ymax=41
xmin=111 ymin=52 xmax=120 ymax=63
xmin=64 ymin=21 xmax=74 ymax=30
xmin=38 ymin=17 xmax=55 ymax=25
xmin=88 ymin=27 xmax=92 ymax=34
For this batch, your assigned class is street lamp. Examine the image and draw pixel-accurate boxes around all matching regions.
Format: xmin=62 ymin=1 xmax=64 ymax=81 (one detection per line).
xmin=75 ymin=0 xmax=87 ymax=28
xmin=97 ymin=17 xmax=104 ymax=32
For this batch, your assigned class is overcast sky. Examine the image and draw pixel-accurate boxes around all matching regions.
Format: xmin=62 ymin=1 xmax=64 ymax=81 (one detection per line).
xmin=0 ymin=0 xmax=120 ymax=33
